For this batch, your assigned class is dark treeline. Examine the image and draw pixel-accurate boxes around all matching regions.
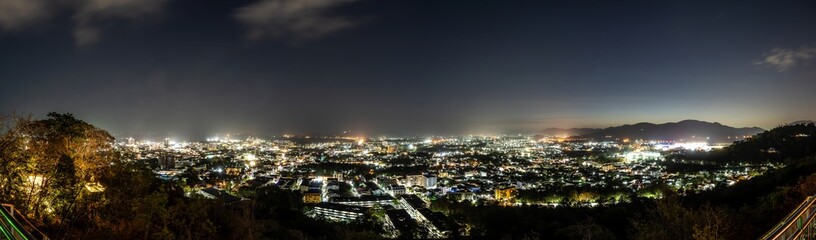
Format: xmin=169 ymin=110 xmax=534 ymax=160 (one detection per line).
xmin=722 ymin=123 xmax=816 ymax=163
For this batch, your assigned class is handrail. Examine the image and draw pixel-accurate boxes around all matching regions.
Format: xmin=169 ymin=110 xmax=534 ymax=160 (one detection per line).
xmin=789 ymin=206 xmax=816 ymax=239
xmin=8 ymin=208 xmax=48 ymax=240
xmin=0 ymin=204 xmax=49 ymax=240
xmin=0 ymin=214 xmax=14 ymax=240
xmin=0 ymin=204 xmax=33 ymax=240
xmin=762 ymin=196 xmax=816 ymax=239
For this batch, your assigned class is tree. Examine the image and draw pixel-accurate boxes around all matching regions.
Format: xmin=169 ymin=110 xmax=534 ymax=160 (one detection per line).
xmin=630 ymin=197 xmax=732 ymax=240
xmin=554 ymin=218 xmax=617 ymax=240
xmin=0 ymin=114 xmax=34 ymax=208
xmin=52 ymin=154 xmax=81 ymax=227
xmin=0 ymin=112 xmax=116 ymax=233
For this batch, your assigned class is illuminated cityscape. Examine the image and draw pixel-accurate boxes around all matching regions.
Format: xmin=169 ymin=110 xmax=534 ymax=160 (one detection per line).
xmin=113 ymin=131 xmax=784 ymax=238
xmin=1 ymin=0 xmax=815 ymax=239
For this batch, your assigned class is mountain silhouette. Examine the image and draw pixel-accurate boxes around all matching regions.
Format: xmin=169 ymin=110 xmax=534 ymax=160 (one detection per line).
xmin=541 ymin=120 xmax=764 ymax=142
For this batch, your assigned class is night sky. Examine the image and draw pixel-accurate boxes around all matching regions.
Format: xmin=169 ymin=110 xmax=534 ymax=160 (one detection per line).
xmin=1 ymin=0 xmax=815 ymax=138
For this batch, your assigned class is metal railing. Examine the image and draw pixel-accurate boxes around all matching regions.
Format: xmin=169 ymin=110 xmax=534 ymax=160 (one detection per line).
xmin=761 ymin=196 xmax=816 ymax=240
xmin=0 ymin=204 xmax=48 ymax=240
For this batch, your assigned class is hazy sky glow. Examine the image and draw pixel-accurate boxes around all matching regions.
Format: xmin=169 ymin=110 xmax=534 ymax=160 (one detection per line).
xmin=1 ymin=0 xmax=815 ymax=138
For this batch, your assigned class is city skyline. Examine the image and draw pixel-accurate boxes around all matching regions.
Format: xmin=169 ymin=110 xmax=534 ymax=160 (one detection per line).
xmin=2 ymin=0 xmax=816 ymax=137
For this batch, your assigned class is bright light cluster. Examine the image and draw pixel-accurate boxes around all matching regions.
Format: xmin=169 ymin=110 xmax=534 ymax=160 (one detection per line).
xmin=622 ymin=151 xmax=662 ymax=162
xmin=653 ymin=142 xmax=718 ymax=151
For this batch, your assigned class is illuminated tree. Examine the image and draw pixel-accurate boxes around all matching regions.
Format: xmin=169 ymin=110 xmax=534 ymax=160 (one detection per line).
xmin=0 ymin=112 xmax=115 ymax=225
xmin=0 ymin=114 xmax=33 ymax=208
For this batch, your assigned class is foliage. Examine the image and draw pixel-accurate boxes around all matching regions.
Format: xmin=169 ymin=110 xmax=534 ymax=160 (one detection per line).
xmin=723 ymin=123 xmax=816 ymax=163
xmin=0 ymin=113 xmax=115 ymax=234
xmin=629 ymin=197 xmax=732 ymax=240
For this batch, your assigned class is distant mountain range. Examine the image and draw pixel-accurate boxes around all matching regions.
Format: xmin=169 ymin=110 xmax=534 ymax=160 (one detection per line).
xmin=787 ymin=120 xmax=816 ymax=126
xmin=541 ymin=120 xmax=765 ymax=142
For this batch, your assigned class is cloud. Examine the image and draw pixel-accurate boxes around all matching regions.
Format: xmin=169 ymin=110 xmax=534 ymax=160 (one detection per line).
xmin=0 ymin=0 xmax=51 ymax=31
xmin=73 ymin=23 xmax=101 ymax=45
xmin=0 ymin=0 xmax=167 ymax=45
xmin=755 ymin=45 xmax=816 ymax=71
xmin=234 ymin=0 xmax=359 ymax=40
xmin=72 ymin=0 xmax=168 ymax=45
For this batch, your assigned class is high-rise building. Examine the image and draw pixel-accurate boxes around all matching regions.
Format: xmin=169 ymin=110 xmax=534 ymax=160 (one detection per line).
xmin=159 ymin=157 xmax=175 ymax=170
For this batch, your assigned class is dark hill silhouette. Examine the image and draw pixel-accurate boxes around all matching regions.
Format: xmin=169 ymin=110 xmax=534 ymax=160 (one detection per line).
xmin=787 ymin=120 xmax=816 ymax=126
xmin=722 ymin=122 xmax=816 ymax=162
xmin=541 ymin=120 xmax=764 ymax=142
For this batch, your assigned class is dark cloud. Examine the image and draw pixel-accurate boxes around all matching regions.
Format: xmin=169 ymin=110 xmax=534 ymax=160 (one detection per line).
xmin=234 ymin=0 xmax=359 ymax=40
xmin=0 ymin=0 xmax=168 ymax=45
xmin=72 ymin=0 xmax=168 ymax=45
xmin=0 ymin=0 xmax=52 ymax=30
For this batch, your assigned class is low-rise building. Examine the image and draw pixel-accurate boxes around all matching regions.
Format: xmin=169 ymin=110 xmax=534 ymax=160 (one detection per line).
xmin=495 ymin=186 xmax=517 ymax=202
xmin=313 ymin=202 xmax=369 ymax=222
xmin=304 ymin=189 xmax=322 ymax=204
xmin=386 ymin=184 xmax=407 ymax=196
xmin=330 ymin=195 xmax=395 ymax=207
xmin=197 ymin=187 xmax=242 ymax=203
xmin=366 ymin=181 xmax=386 ymax=196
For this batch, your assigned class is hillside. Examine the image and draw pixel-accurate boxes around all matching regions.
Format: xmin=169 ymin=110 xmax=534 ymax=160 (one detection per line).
xmin=542 ymin=120 xmax=763 ymax=142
